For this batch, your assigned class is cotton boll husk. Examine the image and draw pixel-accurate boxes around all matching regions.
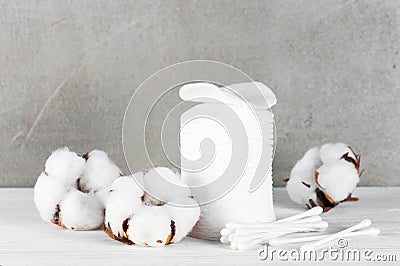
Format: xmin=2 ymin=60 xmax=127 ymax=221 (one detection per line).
xmin=104 ymin=190 xmax=144 ymax=237
xmin=164 ymin=196 xmax=201 ymax=242
xmin=126 ymin=206 xmax=172 ymax=246
xmin=59 ymin=190 xmax=104 ymax=230
xmin=44 ymin=147 xmax=86 ymax=187
xmin=79 ymin=150 xmax=121 ymax=192
xmin=320 ymin=143 xmax=356 ymax=164
xmin=286 ymin=147 xmax=321 ymax=204
xmin=34 ymin=172 xmax=68 ymax=221
xmin=316 ymin=161 xmax=360 ymax=202
xmin=143 ymin=167 xmax=191 ymax=204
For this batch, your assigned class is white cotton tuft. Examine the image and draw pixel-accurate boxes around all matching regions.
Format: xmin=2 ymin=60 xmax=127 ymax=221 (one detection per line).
xmin=104 ymin=176 xmax=144 ymax=236
xmin=126 ymin=206 xmax=172 ymax=247
xmin=105 ymin=191 xmax=143 ymax=238
xmin=59 ymin=190 xmax=104 ymax=230
xmin=316 ymin=161 xmax=360 ymax=202
xmin=44 ymin=147 xmax=86 ymax=187
xmin=286 ymin=147 xmax=321 ymax=205
xmin=319 ymin=143 xmax=356 ymax=164
xmin=79 ymin=150 xmax=121 ymax=193
xmin=34 ymin=172 xmax=68 ymax=221
xmin=109 ymin=174 xmax=144 ymax=197
xmin=164 ymin=196 xmax=201 ymax=242
xmin=142 ymin=167 xmax=190 ymax=204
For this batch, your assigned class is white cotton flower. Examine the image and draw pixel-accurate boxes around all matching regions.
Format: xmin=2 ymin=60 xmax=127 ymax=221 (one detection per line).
xmin=316 ymin=161 xmax=360 ymax=203
xmin=286 ymin=143 xmax=361 ymax=212
xmin=58 ymin=190 xmax=104 ymax=230
xmin=33 ymin=172 xmax=68 ymax=221
xmin=103 ymin=168 xmax=201 ymax=246
xmin=79 ymin=150 xmax=121 ymax=193
xmin=44 ymin=147 xmax=86 ymax=187
xmin=286 ymin=147 xmax=321 ymax=205
xmin=35 ymin=147 xmax=123 ymax=231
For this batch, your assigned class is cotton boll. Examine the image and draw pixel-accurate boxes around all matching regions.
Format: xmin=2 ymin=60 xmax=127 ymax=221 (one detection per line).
xmin=44 ymin=147 xmax=86 ymax=187
xmin=79 ymin=150 xmax=121 ymax=192
xmin=320 ymin=143 xmax=356 ymax=164
xmin=164 ymin=196 xmax=201 ymax=242
xmin=103 ymin=169 xmax=201 ymax=246
xmin=286 ymin=147 xmax=321 ymax=205
xmin=58 ymin=190 xmax=104 ymax=230
xmin=126 ymin=206 xmax=172 ymax=246
xmin=143 ymin=167 xmax=190 ymax=204
xmin=316 ymin=161 xmax=360 ymax=203
xmin=34 ymin=172 xmax=68 ymax=221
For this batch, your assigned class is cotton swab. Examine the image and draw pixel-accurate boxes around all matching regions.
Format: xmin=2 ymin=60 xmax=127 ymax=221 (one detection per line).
xmin=300 ymin=219 xmax=372 ymax=251
xmin=275 ymin=206 xmax=323 ymax=223
xmin=269 ymin=227 xmax=380 ymax=246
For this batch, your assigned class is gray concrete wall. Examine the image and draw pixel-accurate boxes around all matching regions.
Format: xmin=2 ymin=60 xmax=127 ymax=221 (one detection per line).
xmin=1 ymin=0 xmax=399 ymax=187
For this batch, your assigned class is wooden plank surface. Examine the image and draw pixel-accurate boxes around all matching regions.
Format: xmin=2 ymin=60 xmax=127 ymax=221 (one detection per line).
xmin=0 ymin=187 xmax=399 ymax=265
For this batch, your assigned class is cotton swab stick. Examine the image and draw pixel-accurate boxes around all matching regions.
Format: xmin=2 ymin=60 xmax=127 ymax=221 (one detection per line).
xmin=288 ymin=215 xmax=322 ymax=224
xmin=231 ymin=223 xmax=329 ymax=250
xmin=232 ymin=226 xmax=326 ymax=244
xmin=234 ymin=228 xmax=313 ymax=250
xmin=234 ymin=221 xmax=328 ymax=235
xmin=269 ymin=227 xmax=380 ymax=246
xmin=233 ymin=232 xmax=284 ymax=250
xmin=300 ymin=219 xmax=372 ymax=251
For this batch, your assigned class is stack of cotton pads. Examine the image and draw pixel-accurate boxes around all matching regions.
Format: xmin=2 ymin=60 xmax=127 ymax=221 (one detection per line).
xmin=179 ymin=81 xmax=277 ymax=240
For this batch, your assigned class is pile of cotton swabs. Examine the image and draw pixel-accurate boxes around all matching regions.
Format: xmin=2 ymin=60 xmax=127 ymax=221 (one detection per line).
xmin=220 ymin=207 xmax=380 ymax=250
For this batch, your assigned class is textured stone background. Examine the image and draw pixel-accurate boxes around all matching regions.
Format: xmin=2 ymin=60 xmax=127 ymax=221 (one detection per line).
xmin=1 ymin=0 xmax=399 ymax=187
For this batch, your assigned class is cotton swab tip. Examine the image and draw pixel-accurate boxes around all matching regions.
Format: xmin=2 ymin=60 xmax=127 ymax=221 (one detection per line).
xmin=220 ymin=228 xmax=233 ymax=236
xmin=359 ymin=219 xmax=372 ymax=228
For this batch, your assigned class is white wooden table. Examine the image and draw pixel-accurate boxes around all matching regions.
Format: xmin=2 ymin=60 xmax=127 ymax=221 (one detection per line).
xmin=1 ymin=187 xmax=399 ymax=265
